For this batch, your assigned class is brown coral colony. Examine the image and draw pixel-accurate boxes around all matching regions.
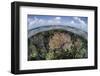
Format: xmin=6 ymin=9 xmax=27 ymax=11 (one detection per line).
xmin=49 ymin=32 xmax=72 ymax=50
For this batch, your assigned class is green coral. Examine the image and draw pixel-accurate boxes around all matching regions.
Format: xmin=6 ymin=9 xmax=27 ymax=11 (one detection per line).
xmin=45 ymin=50 xmax=55 ymax=60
